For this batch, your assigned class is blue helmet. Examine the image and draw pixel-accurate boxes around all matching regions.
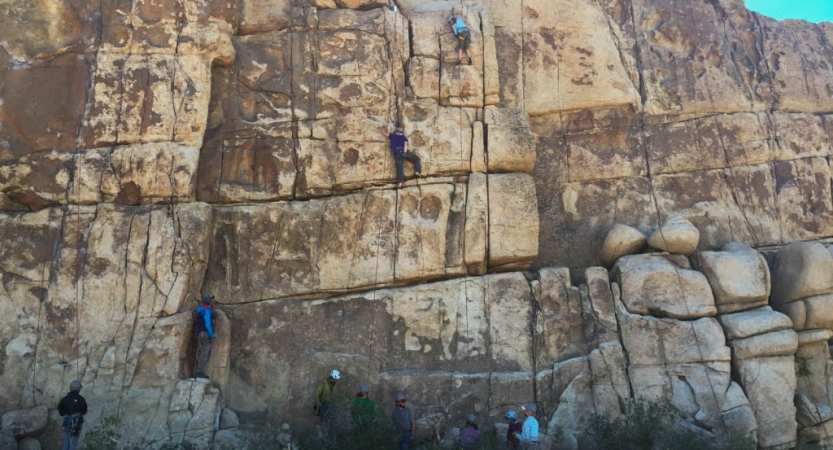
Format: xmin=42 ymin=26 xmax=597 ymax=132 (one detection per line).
xmin=201 ymin=294 xmax=215 ymax=304
xmin=505 ymin=410 xmax=517 ymax=420
xmin=466 ymin=413 xmax=476 ymax=423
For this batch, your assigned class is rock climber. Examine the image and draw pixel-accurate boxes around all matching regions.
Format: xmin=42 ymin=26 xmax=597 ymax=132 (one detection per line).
xmin=58 ymin=380 xmax=88 ymax=450
xmin=447 ymin=13 xmax=473 ymax=65
xmin=352 ymin=383 xmax=376 ymax=426
xmin=381 ymin=127 xmax=421 ymax=188
xmin=391 ymin=393 xmax=415 ymax=450
xmin=314 ymin=369 xmax=341 ymax=422
xmin=194 ymin=294 xmax=216 ymax=379
xmin=514 ymin=403 xmax=539 ymax=448
xmin=505 ymin=410 xmax=523 ymax=449
xmin=458 ymin=413 xmax=481 ymax=449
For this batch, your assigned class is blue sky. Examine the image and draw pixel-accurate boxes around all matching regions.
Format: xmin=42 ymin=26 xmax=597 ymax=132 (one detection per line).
xmin=746 ymin=0 xmax=833 ymax=22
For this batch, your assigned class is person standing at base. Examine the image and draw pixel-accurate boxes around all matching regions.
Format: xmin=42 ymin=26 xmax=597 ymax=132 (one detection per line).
xmin=391 ymin=393 xmax=415 ymax=450
xmin=514 ymin=403 xmax=539 ymax=449
xmin=505 ymin=410 xmax=522 ymax=449
xmin=382 ymin=127 xmax=421 ymax=188
xmin=314 ymin=369 xmax=341 ymax=422
xmin=352 ymin=384 xmax=376 ymax=426
xmin=58 ymin=380 xmax=88 ymax=450
xmin=194 ymin=294 xmax=216 ymax=379
xmin=447 ymin=14 xmax=473 ymax=65
xmin=459 ymin=413 xmax=481 ymax=449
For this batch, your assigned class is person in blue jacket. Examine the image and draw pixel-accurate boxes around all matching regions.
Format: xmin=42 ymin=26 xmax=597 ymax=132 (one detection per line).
xmin=514 ymin=403 xmax=539 ymax=448
xmin=195 ymin=294 xmax=216 ymax=379
xmin=447 ymin=14 xmax=473 ymax=65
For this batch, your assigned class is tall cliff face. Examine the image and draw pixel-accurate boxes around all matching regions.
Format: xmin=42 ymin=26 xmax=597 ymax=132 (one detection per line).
xmin=1 ymin=0 xmax=833 ymax=449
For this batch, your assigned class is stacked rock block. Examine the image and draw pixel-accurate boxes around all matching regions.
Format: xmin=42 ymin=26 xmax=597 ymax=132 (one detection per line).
xmin=769 ymin=242 xmax=833 ymax=447
xmin=0 ymin=0 xmax=540 ymax=447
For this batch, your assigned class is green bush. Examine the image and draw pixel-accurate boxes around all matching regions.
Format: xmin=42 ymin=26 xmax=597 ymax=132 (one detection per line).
xmin=82 ymin=417 xmax=180 ymax=450
xmin=589 ymin=398 xmax=756 ymax=450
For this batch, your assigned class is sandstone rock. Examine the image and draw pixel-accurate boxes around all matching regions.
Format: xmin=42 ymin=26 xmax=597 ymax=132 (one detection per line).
xmin=770 ymin=242 xmax=833 ymax=306
xmin=0 ymin=406 xmax=48 ymax=438
xmin=797 ymin=329 xmax=833 ymax=346
xmin=487 ymin=174 xmax=538 ymax=269
xmin=691 ymin=242 xmax=770 ymax=313
xmin=796 ymin=394 xmax=833 ymax=428
xmin=599 ymin=224 xmax=646 ymax=267
xmin=728 ymin=329 xmax=799 ymax=360
xmin=521 ymin=0 xmax=639 ymax=117
xmin=647 ymin=216 xmax=700 ymax=255
xmin=616 ymin=300 xmax=730 ymax=366
xmin=465 ymin=173 xmax=488 ymax=275
xmin=734 ymin=356 xmax=798 ymax=449
xmin=613 ymin=254 xmax=716 ymax=319
xmin=484 ymin=108 xmax=536 ymax=173
xmin=17 ymin=438 xmax=41 ymax=450
xmin=534 ymin=268 xmax=587 ymax=367
xmin=220 ymin=408 xmax=240 ymax=430
xmin=717 ymin=307 xmax=793 ymax=340
xmin=213 ymin=429 xmax=243 ymax=450
xmin=0 ymin=430 xmax=15 ymax=450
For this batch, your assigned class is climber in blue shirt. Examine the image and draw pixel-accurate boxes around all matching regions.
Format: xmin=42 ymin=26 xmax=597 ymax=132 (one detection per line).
xmin=447 ymin=14 xmax=473 ymax=65
xmin=194 ymin=294 xmax=216 ymax=379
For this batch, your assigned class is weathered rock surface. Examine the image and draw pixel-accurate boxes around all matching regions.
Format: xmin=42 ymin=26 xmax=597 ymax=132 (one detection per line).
xmin=488 ymin=174 xmax=539 ymax=269
xmin=1 ymin=406 xmax=48 ymax=438
xmin=734 ymin=356 xmax=798 ymax=449
xmin=599 ymin=224 xmax=646 ymax=267
xmin=718 ymin=307 xmax=793 ymax=341
xmin=692 ymin=243 xmax=770 ymax=314
xmin=647 ymin=216 xmax=700 ymax=255
xmin=771 ymin=242 xmax=833 ymax=306
xmin=17 ymin=438 xmax=41 ymax=450
xmin=613 ymin=254 xmax=716 ymax=319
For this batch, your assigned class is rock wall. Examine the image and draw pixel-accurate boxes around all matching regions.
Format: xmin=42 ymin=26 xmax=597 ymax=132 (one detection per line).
xmin=2 ymin=0 xmax=833 ymax=449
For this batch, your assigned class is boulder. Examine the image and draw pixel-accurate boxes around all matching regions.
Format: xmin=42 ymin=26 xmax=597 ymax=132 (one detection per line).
xmin=484 ymin=108 xmax=537 ymax=173
xmin=0 ymin=406 xmax=48 ymax=438
xmin=487 ymin=174 xmax=539 ymax=269
xmin=647 ymin=216 xmax=700 ymax=255
xmin=770 ymin=242 xmax=833 ymax=306
xmin=728 ymin=329 xmax=799 ymax=360
xmin=0 ymin=430 xmax=16 ymax=450
xmin=717 ymin=307 xmax=793 ymax=340
xmin=599 ymin=224 xmax=646 ymax=267
xmin=219 ymin=408 xmax=239 ymax=430
xmin=213 ymin=429 xmax=244 ymax=450
xmin=17 ymin=438 xmax=41 ymax=450
xmin=613 ymin=254 xmax=716 ymax=319
xmin=796 ymin=394 xmax=833 ymax=428
xmin=691 ymin=243 xmax=770 ymax=313
xmin=733 ymin=356 xmax=798 ymax=449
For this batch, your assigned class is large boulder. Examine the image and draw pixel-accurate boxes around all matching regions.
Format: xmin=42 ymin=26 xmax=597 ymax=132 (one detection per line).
xmin=733 ymin=356 xmax=798 ymax=449
xmin=613 ymin=254 xmax=716 ymax=319
xmin=0 ymin=406 xmax=48 ymax=438
xmin=691 ymin=242 xmax=770 ymax=313
xmin=779 ymin=294 xmax=833 ymax=331
xmin=647 ymin=216 xmax=700 ymax=255
xmin=599 ymin=224 xmax=646 ymax=267
xmin=770 ymin=242 xmax=833 ymax=306
xmin=717 ymin=307 xmax=793 ymax=340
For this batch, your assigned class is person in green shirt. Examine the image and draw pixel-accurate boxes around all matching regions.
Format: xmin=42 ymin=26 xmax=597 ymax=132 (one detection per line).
xmin=352 ymin=384 xmax=376 ymax=426
xmin=314 ymin=369 xmax=341 ymax=422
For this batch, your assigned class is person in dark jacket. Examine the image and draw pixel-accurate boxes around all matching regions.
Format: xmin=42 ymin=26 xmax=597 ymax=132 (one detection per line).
xmin=58 ymin=380 xmax=88 ymax=450
xmin=459 ymin=413 xmax=481 ymax=449
xmin=382 ymin=127 xmax=421 ymax=188
xmin=194 ymin=294 xmax=216 ymax=379
xmin=505 ymin=410 xmax=522 ymax=449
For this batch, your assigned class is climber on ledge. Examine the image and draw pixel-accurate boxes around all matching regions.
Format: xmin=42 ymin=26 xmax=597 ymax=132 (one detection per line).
xmin=314 ymin=369 xmax=341 ymax=422
xmin=58 ymin=380 xmax=87 ymax=450
xmin=381 ymin=127 xmax=421 ymax=188
xmin=194 ymin=294 xmax=216 ymax=379
xmin=447 ymin=13 xmax=473 ymax=65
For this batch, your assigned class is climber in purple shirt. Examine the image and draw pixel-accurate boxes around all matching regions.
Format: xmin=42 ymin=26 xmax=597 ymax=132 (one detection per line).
xmin=382 ymin=126 xmax=422 ymax=188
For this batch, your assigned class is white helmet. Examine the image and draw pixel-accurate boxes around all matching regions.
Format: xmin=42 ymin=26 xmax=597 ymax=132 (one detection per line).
xmin=330 ymin=369 xmax=341 ymax=380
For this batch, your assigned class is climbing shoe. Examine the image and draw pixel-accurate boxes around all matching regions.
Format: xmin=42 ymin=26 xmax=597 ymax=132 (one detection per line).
xmin=468 ymin=57 xmax=473 ymax=65
xmin=457 ymin=59 xmax=463 ymax=66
